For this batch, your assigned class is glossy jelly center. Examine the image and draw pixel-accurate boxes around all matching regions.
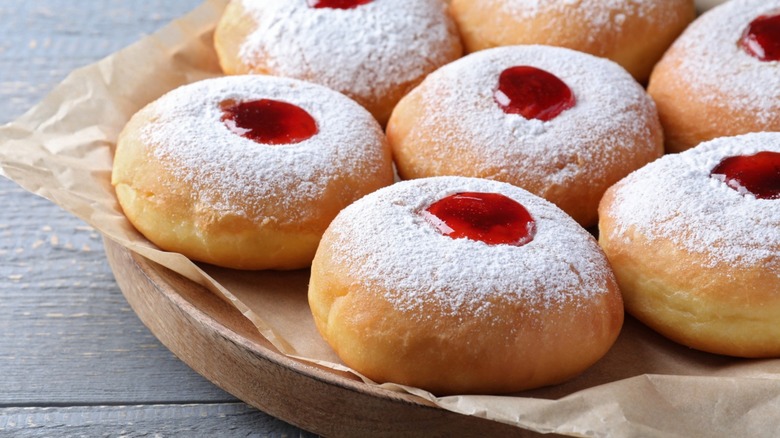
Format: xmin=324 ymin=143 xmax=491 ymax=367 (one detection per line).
xmin=739 ymin=12 xmax=780 ymax=61
xmin=493 ymin=66 xmax=576 ymax=121
xmin=221 ymin=99 xmax=318 ymax=145
xmin=307 ymin=0 xmax=372 ymax=9
xmin=423 ymin=192 xmax=536 ymax=246
xmin=710 ymin=151 xmax=780 ymax=200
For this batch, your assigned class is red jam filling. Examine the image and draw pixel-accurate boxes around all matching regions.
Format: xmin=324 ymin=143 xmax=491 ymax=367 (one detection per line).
xmin=710 ymin=151 xmax=780 ymax=200
xmin=493 ymin=66 xmax=576 ymax=122
xmin=739 ymin=12 xmax=780 ymax=61
xmin=221 ymin=99 xmax=318 ymax=145
xmin=307 ymin=0 xmax=372 ymax=9
xmin=423 ymin=192 xmax=536 ymax=246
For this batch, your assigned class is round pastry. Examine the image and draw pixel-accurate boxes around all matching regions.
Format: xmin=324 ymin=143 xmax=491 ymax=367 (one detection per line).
xmin=309 ymin=176 xmax=624 ymax=394
xmin=449 ymin=0 xmax=695 ymax=83
xmin=598 ymin=132 xmax=780 ymax=357
xmin=386 ymin=45 xmax=664 ymax=228
xmin=112 ymin=75 xmax=393 ymax=270
xmin=213 ymin=0 xmax=463 ymax=125
xmin=648 ymin=0 xmax=780 ymax=153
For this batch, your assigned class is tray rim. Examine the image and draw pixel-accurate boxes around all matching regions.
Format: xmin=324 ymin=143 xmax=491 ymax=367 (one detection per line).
xmin=103 ymin=237 xmax=538 ymax=437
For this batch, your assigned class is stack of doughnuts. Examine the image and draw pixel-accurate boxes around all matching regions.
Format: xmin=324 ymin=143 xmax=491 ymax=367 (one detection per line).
xmin=111 ymin=0 xmax=780 ymax=395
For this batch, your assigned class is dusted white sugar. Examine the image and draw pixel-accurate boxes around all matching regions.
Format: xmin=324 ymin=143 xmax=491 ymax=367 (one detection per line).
xmin=238 ymin=0 xmax=458 ymax=105
xmin=413 ymin=45 xmax=658 ymax=187
xmin=140 ymin=75 xmax=385 ymax=224
xmin=671 ymin=0 xmax=780 ymax=123
xmin=497 ymin=0 xmax=672 ymax=44
xmin=604 ymin=132 xmax=780 ymax=268
xmin=327 ymin=177 xmax=616 ymax=319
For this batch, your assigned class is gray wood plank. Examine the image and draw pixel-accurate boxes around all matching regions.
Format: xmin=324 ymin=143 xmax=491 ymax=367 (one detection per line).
xmin=0 ymin=403 xmax=311 ymax=437
xmin=0 ymin=0 xmax=240 ymax=406
xmin=0 ymin=1 xmax=203 ymax=123
xmin=0 ymin=179 xmax=239 ymax=406
xmin=0 ymin=1 xmax=316 ymax=435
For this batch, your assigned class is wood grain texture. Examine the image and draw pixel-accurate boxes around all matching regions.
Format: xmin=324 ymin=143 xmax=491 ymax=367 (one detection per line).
xmin=0 ymin=403 xmax=306 ymax=437
xmin=0 ymin=1 xmax=316 ymax=435
xmin=0 ymin=182 xmax=234 ymax=407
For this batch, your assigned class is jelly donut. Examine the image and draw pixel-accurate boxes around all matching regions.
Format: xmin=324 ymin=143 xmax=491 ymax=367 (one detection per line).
xmin=449 ymin=0 xmax=695 ymax=83
xmin=648 ymin=0 xmax=780 ymax=153
xmin=598 ymin=132 xmax=780 ymax=357
xmin=309 ymin=176 xmax=624 ymax=394
xmin=214 ymin=0 xmax=462 ymax=125
xmin=387 ymin=45 xmax=663 ymax=228
xmin=112 ymin=75 xmax=393 ymax=270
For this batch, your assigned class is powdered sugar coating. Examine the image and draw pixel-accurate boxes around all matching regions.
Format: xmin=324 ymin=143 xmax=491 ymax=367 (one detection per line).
xmin=238 ymin=0 xmax=459 ymax=110
xmin=326 ymin=176 xmax=616 ymax=319
xmin=140 ymin=75 xmax=386 ymax=224
xmin=670 ymin=0 xmax=780 ymax=123
xmin=411 ymin=45 xmax=659 ymax=187
xmin=604 ymin=132 xmax=780 ymax=268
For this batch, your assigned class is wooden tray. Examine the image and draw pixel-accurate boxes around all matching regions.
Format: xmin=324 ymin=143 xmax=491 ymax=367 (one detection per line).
xmin=103 ymin=238 xmax=538 ymax=437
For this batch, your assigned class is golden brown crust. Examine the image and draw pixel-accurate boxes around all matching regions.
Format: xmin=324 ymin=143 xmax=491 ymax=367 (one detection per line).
xmin=213 ymin=0 xmax=257 ymax=76
xmin=598 ymin=183 xmax=780 ymax=358
xmin=112 ymin=81 xmax=394 ymax=270
xmin=309 ymin=177 xmax=624 ymax=394
xmin=213 ymin=0 xmax=463 ymax=125
xmin=386 ymin=47 xmax=664 ymax=228
xmin=648 ymin=47 xmax=780 ymax=154
xmin=388 ymin=91 xmax=662 ymax=227
xmin=449 ymin=0 xmax=695 ymax=83
xmin=310 ymin=222 xmax=624 ymax=395
xmin=646 ymin=0 xmax=780 ymax=153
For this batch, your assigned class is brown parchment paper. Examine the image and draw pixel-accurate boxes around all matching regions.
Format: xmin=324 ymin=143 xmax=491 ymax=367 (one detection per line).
xmin=1 ymin=0 xmax=779 ymax=436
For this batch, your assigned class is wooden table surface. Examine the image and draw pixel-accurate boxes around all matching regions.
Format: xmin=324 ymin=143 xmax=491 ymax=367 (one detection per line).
xmin=0 ymin=1 xmax=316 ymax=436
